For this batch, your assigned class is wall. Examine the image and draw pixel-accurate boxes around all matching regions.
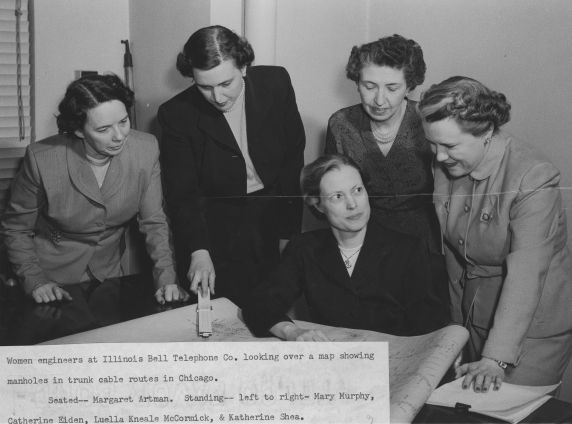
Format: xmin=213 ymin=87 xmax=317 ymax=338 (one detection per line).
xmin=32 ymin=0 xmax=129 ymax=139
xmin=368 ymin=0 xmax=572 ymax=227
xmin=275 ymin=0 xmax=370 ymax=162
xmin=128 ymin=0 xmax=211 ymax=135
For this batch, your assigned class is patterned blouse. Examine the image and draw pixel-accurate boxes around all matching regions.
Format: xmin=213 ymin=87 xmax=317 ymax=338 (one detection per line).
xmin=325 ymin=99 xmax=440 ymax=253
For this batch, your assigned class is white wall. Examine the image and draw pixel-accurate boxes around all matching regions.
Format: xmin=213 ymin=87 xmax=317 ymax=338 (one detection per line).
xmin=128 ymin=0 xmax=211 ymax=134
xmin=368 ymin=0 xmax=572 ymax=224
xmin=211 ymin=0 xmax=243 ymax=35
xmin=275 ymin=0 xmax=370 ymax=162
xmin=32 ymin=0 xmax=129 ymax=140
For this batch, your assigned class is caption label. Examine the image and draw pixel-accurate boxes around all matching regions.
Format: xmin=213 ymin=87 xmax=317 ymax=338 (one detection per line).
xmin=1 ymin=342 xmax=389 ymax=423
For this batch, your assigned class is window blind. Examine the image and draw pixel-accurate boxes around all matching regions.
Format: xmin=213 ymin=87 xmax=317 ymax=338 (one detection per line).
xmin=0 ymin=0 xmax=29 ymax=212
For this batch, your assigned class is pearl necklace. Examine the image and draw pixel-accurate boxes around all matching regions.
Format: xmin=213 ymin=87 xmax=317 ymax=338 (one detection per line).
xmin=339 ymin=244 xmax=362 ymax=269
xmin=371 ymin=121 xmax=399 ymax=144
xmin=370 ymin=101 xmax=407 ymax=144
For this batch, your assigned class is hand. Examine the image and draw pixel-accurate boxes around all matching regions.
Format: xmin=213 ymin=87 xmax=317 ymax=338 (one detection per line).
xmin=154 ymin=284 xmax=190 ymax=305
xmin=284 ymin=326 xmax=331 ymax=342
xmin=31 ymin=282 xmax=72 ymax=304
xmin=456 ymin=357 xmax=505 ymax=393
xmin=187 ymin=249 xmax=215 ymax=296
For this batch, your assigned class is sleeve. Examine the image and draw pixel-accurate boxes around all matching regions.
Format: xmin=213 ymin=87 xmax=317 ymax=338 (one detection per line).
xmin=324 ymin=114 xmax=341 ymax=154
xmin=276 ymin=67 xmax=305 ymax=239
xmin=242 ymin=237 xmax=306 ymax=336
xmin=0 ymin=147 xmax=50 ymax=293
xmin=482 ymin=162 xmax=563 ymax=363
xmin=403 ymin=237 xmax=451 ymax=335
xmin=136 ymin=137 xmax=178 ymax=289
xmin=158 ymin=102 xmax=209 ymax=273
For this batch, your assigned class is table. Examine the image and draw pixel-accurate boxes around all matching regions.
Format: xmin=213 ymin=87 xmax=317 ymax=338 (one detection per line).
xmin=2 ymin=275 xmax=571 ymax=423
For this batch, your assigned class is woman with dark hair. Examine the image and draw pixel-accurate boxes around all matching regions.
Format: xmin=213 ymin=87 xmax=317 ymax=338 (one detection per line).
xmin=418 ymin=76 xmax=572 ymax=390
xmin=1 ymin=74 xmax=187 ymax=305
xmin=242 ymin=154 xmax=449 ymax=340
xmin=325 ymin=34 xmax=441 ymax=256
xmin=158 ymin=25 xmax=305 ymax=307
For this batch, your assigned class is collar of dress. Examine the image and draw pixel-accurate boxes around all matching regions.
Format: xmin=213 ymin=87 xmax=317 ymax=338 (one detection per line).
xmin=469 ymin=133 xmax=509 ymax=181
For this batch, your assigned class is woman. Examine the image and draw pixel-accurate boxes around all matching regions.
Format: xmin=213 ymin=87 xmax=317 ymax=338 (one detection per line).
xmin=418 ymin=76 xmax=572 ymax=391
xmin=158 ymin=25 xmax=305 ymax=307
xmin=325 ymin=34 xmax=440 ymax=254
xmin=242 ymin=154 xmax=449 ymax=340
xmin=1 ymin=74 xmax=187 ymax=305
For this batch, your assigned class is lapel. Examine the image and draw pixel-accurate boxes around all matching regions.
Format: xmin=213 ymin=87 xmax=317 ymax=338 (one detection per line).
xmin=194 ymin=88 xmax=241 ymax=154
xmin=99 ymin=138 xmax=126 ymax=200
xmin=350 ymin=222 xmax=394 ymax=285
xmin=315 ymin=230 xmax=355 ymax=292
xmin=244 ymin=70 xmax=271 ymax=145
xmin=67 ymin=139 xmax=104 ymax=205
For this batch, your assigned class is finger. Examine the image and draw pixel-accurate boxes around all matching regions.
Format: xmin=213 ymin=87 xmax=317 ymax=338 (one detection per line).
xmin=473 ymin=374 xmax=484 ymax=393
xmin=154 ymin=288 xmax=165 ymax=305
xmin=208 ymin=271 xmax=216 ymax=295
xmin=456 ymin=363 xmax=468 ymax=377
xmin=164 ymin=286 xmax=174 ymax=303
xmin=38 ymin=291 xmax=50 ymax=303
xmin=482 ymin=375 xmax=494 ymax=393
xmin=493 ymin=375 xmax=503 ymax=391
xmin=33 ymin=291 xmax=43 ymax=303
xmin=61 ymin=289 xmax=73 ymax=301
xmin=46 ymin=289 xmax=57 ymax=303
xmin=181 ymin=288 xmax=190 ymax=301
xmin=190 ymin=273 xmax=201 ymax=294
xmin=462 ymin=372 xmax=474 ymax=390
xmin=55 ymin=289 xmax=64 ymax=301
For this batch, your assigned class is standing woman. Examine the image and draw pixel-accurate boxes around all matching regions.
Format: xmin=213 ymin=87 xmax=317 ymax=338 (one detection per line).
xmin=158 ymin=25 xmax=305 ymax=307
xmin=418 ymin=76 xmax=572 ymax=390
xmin=1 ymin=74 xmax=187 ymax=305
xmin=325 ymin=35 xmax=441 ymax=254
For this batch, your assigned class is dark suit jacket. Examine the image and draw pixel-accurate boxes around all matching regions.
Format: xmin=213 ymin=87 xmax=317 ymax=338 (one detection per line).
xmin=1 ymin=131 xmax=177 ymax=294
xmin=242 ymin=219 xmax=450 ymax=337
xmin=158 ymin=66 xmax=305 ymax=276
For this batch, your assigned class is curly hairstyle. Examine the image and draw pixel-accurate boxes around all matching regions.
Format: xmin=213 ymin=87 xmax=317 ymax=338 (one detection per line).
xmin=176 ymin=25 xmax=255 ymax=77
xmin=301 ymin=153 xmax=369 ymax=216
xmin=56 ymin=74 xmax=133 ymax=136
xmin=418 ymin=76 xmax=511 ymax=136
xmin=345 ymin=34 xmax=426 ymax=89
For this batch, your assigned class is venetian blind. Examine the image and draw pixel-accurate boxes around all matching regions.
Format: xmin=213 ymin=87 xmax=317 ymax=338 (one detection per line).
xmin=0 ymin=0 xmax=29 ymax=210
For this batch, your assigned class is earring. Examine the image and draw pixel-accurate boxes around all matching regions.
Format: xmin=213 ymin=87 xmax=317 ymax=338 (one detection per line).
xmin=484 ymin=136 xmax=492 ymax=145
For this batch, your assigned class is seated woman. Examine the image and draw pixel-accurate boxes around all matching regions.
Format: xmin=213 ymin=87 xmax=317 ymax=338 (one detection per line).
xmin=1 ymin=74 xmax=188 ymax=305
xmin=242 ymin=154 xmax=449 ymax=340
xmin=418 ymin=76 xmax=572 ymax=390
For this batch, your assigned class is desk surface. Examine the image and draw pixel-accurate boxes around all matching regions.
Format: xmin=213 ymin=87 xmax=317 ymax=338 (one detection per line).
xmin=2 ymin=275 xmax=571 ymax=423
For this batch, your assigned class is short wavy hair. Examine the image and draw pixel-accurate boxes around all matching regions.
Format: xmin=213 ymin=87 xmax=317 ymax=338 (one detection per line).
xmin=176 ymin=25 xmax=255 ymax=77
xmin=418 ymin=76 xmax=511 ymax=136
xmin=301 ymin=153 xmax=368 ymax=215
xmin=56 ymin=74 xmax=133 ymax=136
xmin=346 ymin=34 xmax=426 ymax=90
